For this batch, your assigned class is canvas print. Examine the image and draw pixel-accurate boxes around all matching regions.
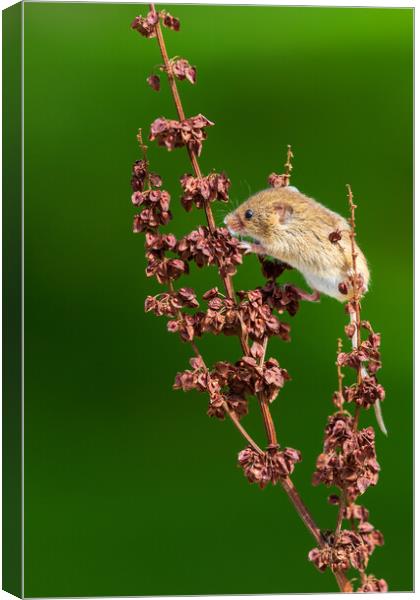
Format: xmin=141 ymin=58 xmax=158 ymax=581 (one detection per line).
xmin=2 ymin=1 xmax=413 ymax=596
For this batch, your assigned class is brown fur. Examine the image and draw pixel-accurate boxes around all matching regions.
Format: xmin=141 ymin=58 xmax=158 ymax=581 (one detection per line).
xmin=225 ymin=187 xmax=370 ymax=301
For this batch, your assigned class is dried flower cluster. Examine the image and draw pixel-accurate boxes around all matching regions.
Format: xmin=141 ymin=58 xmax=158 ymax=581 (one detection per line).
xmin=309 ymin=187 xmax=387 ymax=591
xmin=172 ymin=58 xmax=197 ymax=83
xmin=150 ymin=115 xmax=214 ymax=156
xmin=201 ymin=288 xmax=291 ymax=341
xmin=177 ymin=225 xmax=243 ymax=276
xmin=147 ymin=58 xmax=196 ymax=92
xmin=180 ymin=172 xmax=230 ymax=211
xmin=172 ymin=340 xmax=289 ymax=411
xmin=146 ymin=275 xmax=320 ymax=346
xmin=238 ymin=445 xmax=301 ymax=488
xmin=145 ymin=287 xmax=199 ymax=317
xmin=131 ymin=10 xmax=159 ymax=38
xmin=130 ymin=6 xmax=386 ymax=593
xmin=308 ymin=500 xmax=386 ymax=591
xmin=309 ymin=530 xmax=369 ymax=573
xmin=313 ymin=414 xmax=379 ymax=500
xmin=131 ymin=159 xmax=162 ymax=192
xmin=337 ymin=324 xmax=382 ymax=377
xmin=131 ymin=8 xmax=179 ymax=38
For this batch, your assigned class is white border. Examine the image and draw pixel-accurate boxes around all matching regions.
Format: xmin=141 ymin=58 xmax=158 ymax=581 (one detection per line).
xmin=5 ymin=0 xmax=416 ymax=5
xmin=0 ymin=1 xmax=415 ymax=600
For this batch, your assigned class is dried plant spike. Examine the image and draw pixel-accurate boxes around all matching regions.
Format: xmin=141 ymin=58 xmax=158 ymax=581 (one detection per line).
xmin=311 ymin=186 xmax=387 ymax=589
xmin=337 ymin=337 xmax=344 ymax=388
xmin=267 ymin=144 xmax=294 ymax=188
xmin=284 ymin=144 xmax=294 ymax=184
xmin=333 ymin=337 xmax=345 ymax=409
xmin=137 ymin=128 xmax=148 ymax=156
xmin=346 ymin=184 xmax=360 ymax=304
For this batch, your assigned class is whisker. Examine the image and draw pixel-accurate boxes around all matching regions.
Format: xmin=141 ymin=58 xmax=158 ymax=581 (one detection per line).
xmin=244 ymin=180 xmax=252 ymax=197
xmin=214 ymin=206 xmax=230 ymax=217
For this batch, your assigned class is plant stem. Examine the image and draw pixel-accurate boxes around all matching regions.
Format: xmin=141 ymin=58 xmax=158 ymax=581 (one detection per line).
xmin=284 ymin=144 xmax=294 ymax=186
xmin=335 ymin=570 xmax=352 ymax=593
xmin=258 ymin=335 xmax=278 ymax=446
xmin=224 ymin=404 xmax=264 ymax=455
xmin=337 ymin=338 xmax=344 ymax=404
xmin=280 ymin=476 xmax=323 ymax=545
xmin=334 ymin=492 xmax=347 ymax=540
xmin=280 ymin=478 xmax=349 ymax=592
xmin=347 ymin=184 xmax=363 ymax=430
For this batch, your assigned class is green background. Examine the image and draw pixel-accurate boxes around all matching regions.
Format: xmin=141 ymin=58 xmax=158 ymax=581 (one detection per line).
xmin=23 ymin=3 xmax=413 ymax=596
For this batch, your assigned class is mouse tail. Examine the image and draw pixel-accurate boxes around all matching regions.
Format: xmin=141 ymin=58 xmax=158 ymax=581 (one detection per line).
xmin=374 ymin=399 xmax=388 ymax=436
xmin=349 ymin=312 xmax=387 ymax=436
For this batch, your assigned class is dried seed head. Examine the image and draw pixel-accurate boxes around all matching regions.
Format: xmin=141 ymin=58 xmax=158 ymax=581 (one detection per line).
xmin=150 ymin=114 xmax=214 ymax=156
xmin=238 ymin=445 xmax=301 ymax=488
xmin=147 ymin=74 xmax=161 ymax=91
xmin=328 ymin=230 xmax=342 ymax=244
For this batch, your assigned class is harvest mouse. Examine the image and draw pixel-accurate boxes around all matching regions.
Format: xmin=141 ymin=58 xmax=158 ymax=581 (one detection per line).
xmin=224 ymin=186 xmax=386 ymax=435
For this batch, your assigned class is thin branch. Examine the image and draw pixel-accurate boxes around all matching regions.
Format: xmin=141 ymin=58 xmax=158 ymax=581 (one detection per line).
xmin=257 ymin=335 xmax=277 ymax=446
xmin=224 ymin=404 xmax=265 ymax=456
xmin=337 ymin=338 xmax=344 ymax=403
xmin=334 ymin=492 xmax=347 ymax=540
xmin=284 ymin=144 xmax=294 ymax=186
xmin=280 ymin=476 xmax=323 ymax=545
xmin=346 ymin=184 xmax=363 ymax=430
xmin=335 ymin=570 xmax=352 ymax=593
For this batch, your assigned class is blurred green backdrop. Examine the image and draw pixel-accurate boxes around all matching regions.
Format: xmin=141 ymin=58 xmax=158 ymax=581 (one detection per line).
xmin=23 ymin=3 xmax=413 ymax=596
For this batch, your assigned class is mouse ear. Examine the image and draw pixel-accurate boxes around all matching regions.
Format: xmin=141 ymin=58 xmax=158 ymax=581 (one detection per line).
xmin=274 ymin=202 xmax=293 ymax=223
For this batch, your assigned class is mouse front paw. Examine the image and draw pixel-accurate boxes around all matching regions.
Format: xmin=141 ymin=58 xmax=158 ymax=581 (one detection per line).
xmin=239 ymin=241 xmax=266 ymax=256
xmin=238 ymin=241 xmax=252 ymax=254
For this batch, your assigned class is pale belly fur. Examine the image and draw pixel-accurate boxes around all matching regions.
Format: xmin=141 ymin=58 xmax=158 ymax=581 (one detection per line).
xmin=300 ymin=268 xmax=345 ymax=301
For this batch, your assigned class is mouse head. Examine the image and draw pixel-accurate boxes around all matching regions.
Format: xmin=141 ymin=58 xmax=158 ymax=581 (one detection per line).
xmin=224 ymin=187 xmax=298 ymax=246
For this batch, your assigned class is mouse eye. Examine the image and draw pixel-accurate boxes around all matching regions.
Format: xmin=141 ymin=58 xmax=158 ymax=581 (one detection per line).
xmin=244 ymin=209 xmax=253 ymax=220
